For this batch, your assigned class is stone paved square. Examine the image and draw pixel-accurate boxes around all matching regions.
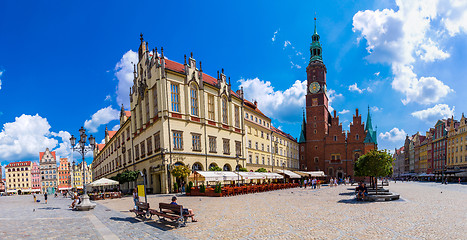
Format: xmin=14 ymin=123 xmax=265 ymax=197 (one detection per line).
xmin=1 ymin=182 xmax=466 ymax=239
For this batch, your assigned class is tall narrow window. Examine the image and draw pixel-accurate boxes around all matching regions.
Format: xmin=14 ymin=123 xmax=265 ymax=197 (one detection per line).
xmin=209 ymin=136 xmax=217 ymax=153
xmin=153 ymin=86 xmax=158 ymax=117
xmin=190 ymin=85 xmax=198 ymax=116
xmin=135 ymin=145 xmax=139 ymax=160
xmin=139 ymin=104 xmax=143 ymax=128
xmin=222 ymin=97 xmax=228 ymax=124
xmin=235 ymin=141 xmax=242 ymax=156
xmin=192 ymin=134 xmax=201 ymax=151
xmin=173 ymin=131 xmax=183 ymax=150
xmin=223 ymin=138 xmax=230 ymax=154
xmin=154 ymin=132 xmax=160 ymax=152
xmin=208 ymin=94 xmax=215 ymax=120
xmin=234 ymin=106 xmax=240 ymax=128
xmin=145 ymin=92 xmax=149 ymax=123
xmin=147 ymin=137 xmax=152 ymax=155
xmin=171 ymin=83 xmax=180 ymax=112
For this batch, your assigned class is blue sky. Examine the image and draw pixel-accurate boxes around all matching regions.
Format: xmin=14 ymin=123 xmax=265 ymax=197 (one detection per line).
xmin=1 ymin=0 xmax=467 ymax=171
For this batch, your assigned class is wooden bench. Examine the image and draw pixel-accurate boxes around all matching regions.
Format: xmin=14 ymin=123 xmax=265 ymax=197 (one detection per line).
xmin=129 ymin=202 xmax=150 ymax=219
xmin=149 ymin=203 xmax=194 ymax=228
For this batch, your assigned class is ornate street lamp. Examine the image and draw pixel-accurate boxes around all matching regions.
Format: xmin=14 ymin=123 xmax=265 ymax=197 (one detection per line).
xmin=236 ymin=154 xmax=240 ymax=187
xmin=70 ymin=126 xmax=96 ymax=211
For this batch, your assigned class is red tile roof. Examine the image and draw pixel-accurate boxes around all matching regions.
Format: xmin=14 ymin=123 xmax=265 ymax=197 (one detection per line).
xmin=97 ymin=144 xmax=105 ymax=151
xmin=6 ymin=161 xmax=32 ymax=168
xmin=39 ymin=151 xmax=56 ymax=160
xmin=108 ymin=131 xmax=117 ymax=139
xmin=125 ymin=111 xmax=131 ymax=117
xmin=163 ymin=58 xmax=240 ymax=98
xmin=244 ymin=99 xmax=269 ymax=120
xmin=271 ymin=126 xmax=297 ymax=142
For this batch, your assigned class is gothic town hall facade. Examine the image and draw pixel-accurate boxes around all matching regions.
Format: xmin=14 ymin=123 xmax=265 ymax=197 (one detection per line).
xmin=298 ymin=22 xmax=377 ymax=179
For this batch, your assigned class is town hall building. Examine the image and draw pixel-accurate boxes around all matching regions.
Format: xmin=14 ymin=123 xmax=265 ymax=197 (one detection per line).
xmin=298 ymin=20 xmax=377 ymax=179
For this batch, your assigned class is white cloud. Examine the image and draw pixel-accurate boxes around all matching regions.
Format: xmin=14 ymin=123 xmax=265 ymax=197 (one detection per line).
xmin=374 ymin=72 xmax=380 ymax=76
xmin=327 ymin=89 xmax=343 ymax=113
xmin=112 ymin=124 xmax=120 ymax=131
xmin=379 ymin=127 xmax=407 ymax=142
xmin=239 ymin=78 xmax=307 ymax=123
xmin=411 ymin=104 xmax=455 ymax=122
xmin=352 ymin=0 xmax=461 ymax=105
xmin=272 ymin=29 xmax=279 ymax=42
xmin=84 ymin=106 xmax=120 ymax=133
xmin=339 ymin=109 xmax=350 ymax=114
xmin=0 ymin=114 xmax=59 ymax=161
xmin=348 ymin=83 xmax=372 ymax=94
xmin=290 ymin=61 xmax=301 ymax=69
xmin=371 ymin=106 xmax=382 ymax=112
xmin=284 ymin=40 xmax=291 ymax=48
xmin=51 ymin=130 xmax=72 ymax=159
xmin=104 ymin=95 xmax=111 ymax=101
xmin=115 ymin=50 xmax=138 ymax=109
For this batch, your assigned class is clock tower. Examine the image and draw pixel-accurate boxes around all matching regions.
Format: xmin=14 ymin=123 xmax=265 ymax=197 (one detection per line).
xmin=304 ymin=18 xmax=330 ymax=171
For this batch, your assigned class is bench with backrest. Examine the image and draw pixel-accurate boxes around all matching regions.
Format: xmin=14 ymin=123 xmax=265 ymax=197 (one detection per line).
xmin=149 ymin=203 xmax=194 ymax=228
xmin=129 ymin=202 xmax=150 ymax=219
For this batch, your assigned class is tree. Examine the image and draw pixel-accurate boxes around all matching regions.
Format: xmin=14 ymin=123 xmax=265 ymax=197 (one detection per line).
xmin=255 ymin=168 xmax=267 ymax=172
xmin=354 ymin=149 xmax=393 ymax=195
xmin=209 ymin=166 xmax=222 ymax=171
xmin=238 ymin=167 xmax=248 ymax=172
xmin=171 ymin=165 xmax=191 ymax=189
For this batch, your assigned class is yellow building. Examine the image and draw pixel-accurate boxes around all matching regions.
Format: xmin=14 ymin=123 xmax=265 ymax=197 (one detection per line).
xmin=72 ymin=162 xmax=92 ymax=189
xmin=447 ymin=115 xmax=467 ymax=172
xmin=5 ymin=161 xmax=33 ymax=194
xmin=92 ymin=35 xmax=299 ymax=194
xmin=419 ymin=140 xmax=428 ymax=174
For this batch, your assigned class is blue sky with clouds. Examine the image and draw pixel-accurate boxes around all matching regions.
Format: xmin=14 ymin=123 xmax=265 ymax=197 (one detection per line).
xmin=1 ymin=0 xmax=467 ymax=172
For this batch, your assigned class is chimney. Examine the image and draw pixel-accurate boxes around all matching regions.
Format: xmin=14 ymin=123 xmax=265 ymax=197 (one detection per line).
xmin=356 ymin=108 xmax=359 ymax=116
xmin=254 ymin=100 xmax=257 ymax=106
xmin=333 ymin=110 xmax=337 ymax=118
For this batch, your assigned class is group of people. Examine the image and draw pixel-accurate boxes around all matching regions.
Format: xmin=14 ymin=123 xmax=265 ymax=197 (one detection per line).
xmin=302 ymin=178 xmax=321 ymax=189
xmin=329 ymin=177 xmax=351 ymax=186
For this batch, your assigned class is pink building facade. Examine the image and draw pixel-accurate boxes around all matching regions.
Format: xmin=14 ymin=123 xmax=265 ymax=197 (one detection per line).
xmin=31 ymin=162 xmax=41 ymax=193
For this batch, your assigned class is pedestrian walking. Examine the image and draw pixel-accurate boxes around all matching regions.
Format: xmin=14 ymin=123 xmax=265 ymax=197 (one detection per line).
xmin=44 ymin=192 xmax=48 ymax=204
xmin=334 ymin=178 xmax=338 ymax=186
xmin=304 ymin=179 xmax=307 ymax=189
xmin=33 ymin=194 xmax=36 ymax=203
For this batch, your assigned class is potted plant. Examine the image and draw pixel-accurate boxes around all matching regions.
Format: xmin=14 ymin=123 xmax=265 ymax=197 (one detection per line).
xmin=186 ymin=181 xmax=193 ymax=196
xmin=199 ymin=183 xmax=206 ymax=196
xmin=173 ymin=182 xmax=179 ymax=193
xmin=212 ymin=182 xmax=222 ymax=197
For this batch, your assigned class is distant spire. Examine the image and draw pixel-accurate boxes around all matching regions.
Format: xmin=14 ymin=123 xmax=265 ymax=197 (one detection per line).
xmin=309 ymin=15 xmax=323 ymax=63
xmin=298 ymin=109 xmax=306 ymax=144
xmin=314 ymin=14 xmax=317 ymax=35
xmin=140 ymin=33 xmax=144 ymax=43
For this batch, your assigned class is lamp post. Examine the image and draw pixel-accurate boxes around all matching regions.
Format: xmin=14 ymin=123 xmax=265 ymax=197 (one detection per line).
xmin=282 ymin=162 xmax=285 ymax=183
xmin=69 ymin=126 xmax=96 ymax=211
xmin=236 ymin=154 xmax=240 ymax=187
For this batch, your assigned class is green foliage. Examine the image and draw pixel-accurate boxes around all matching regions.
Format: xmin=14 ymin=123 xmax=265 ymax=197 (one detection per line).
xmin=255 ymin=168 xmax=267 ymax=172
xmin=238 ymin=167 xmax=248 ymax=172
xmin=214 ymin=183 xmax=222 ymax=193
xmin=354 ymin=150 xmax=394 ymax=178
xmin=171 ymin=165 xmax=191 ymax=179
xmin=200 ymin=183 xmax=206 ymax=193
xmin=173 ymin=182 xmax=179 ymax=192
xmin=209 ymin=166 xmax=222 ymax=171
xmin=111 ymin=170 xmax=139 ymax=184
xmin=186 ymin=181 xmax=193 ymax=193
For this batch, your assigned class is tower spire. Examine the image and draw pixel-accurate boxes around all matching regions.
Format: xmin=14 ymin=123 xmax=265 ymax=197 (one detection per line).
xmin=309 ymin=15 xmax=323 ymax=63
xmin=298 ymin=108 xmax=306 ymax=144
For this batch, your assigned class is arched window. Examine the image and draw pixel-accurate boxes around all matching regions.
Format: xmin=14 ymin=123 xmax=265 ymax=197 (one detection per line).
xmin=222 ymin=97 xmax=228 ymax=124
xmin=223 ymin=164 xmax=231 ymax=171
xmin=235 ymin=164 xmax=242 ymax=171
xmin=208 ymin=163 xmax=217 ymax=170
xmin=190 ymin=85 xmax=198 ymax=116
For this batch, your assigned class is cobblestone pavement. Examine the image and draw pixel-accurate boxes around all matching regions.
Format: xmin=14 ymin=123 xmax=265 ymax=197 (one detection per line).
xmin=0 ymin=194 xmax=184 ymax=240
xmin=99 ymin=182 xmax=467 ymax=240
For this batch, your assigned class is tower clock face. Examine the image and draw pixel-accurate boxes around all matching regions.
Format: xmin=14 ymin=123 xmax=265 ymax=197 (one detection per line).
xmin=309 ymin=82 xmax=320 ymax=94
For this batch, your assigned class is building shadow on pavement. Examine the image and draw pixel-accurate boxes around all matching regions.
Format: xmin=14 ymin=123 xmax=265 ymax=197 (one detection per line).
xmin=110 ymin=217 xmax=141 ymax=224
xmin=337 ymin=199 xmax=373 ymax=204
xmin=339 ymin=192 xmax=356 ymax=196
xmin=109 ymin=217 xmax=175 ymax=231
xmin=38 ymin=207 xmax=61 ymax=210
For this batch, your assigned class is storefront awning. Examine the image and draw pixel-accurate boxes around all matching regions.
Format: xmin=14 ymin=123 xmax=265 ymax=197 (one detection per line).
xmin=237 ymin=172 xmax=266 ymax=180
xmin=6 ymin=190 xmax=17 ymax=193
xmin=276 ymin=169 xmax=301 ymax=178
xmin=301 ymin=171 xmax=326 ymax=177
xmin=292 ymin=171 xmax=310 ymax=177
xmin=262 ymin=173 xmax=284 ymax=179
xmin=190 ymin=171 xmax=240 ymax=182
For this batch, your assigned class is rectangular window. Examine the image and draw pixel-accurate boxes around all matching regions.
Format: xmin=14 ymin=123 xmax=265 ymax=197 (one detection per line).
xmin=154 ymin=132 xmax=161 ymax=152
xmin=192 ymin=134 xmax=201 ymax=151
xmin=171 ymin=83 xmax=180 ymax=112
xmin=135 ymin=145 xmax=139 ymax=160
xmin=173 ymin=131 xmax=183 ymax=150
xmin=153 ymin=86 xmax=158 ymax=117
xmin=145 ymin=93 xmax=150 ymax=123
xmin=147 ymin=137 xmax=153 ymax=155
xmin=140 ymin=142 xmax=145 ymax=157
xmin=209 ymin=136 xmax=217 ymax=153
xmin=234 ymin=106 xmax=240 ymax=128
xmin=222 ymin=98 xmax=228 ymax=124
xmin=249 ymin=154 xmax=252 ymax=163
xmin=126 ymin=128 xmax=130 ymax=139
xmin=235 ymin=141 xmax=242 ymax=156
xmin=190 ymin=87 xmax=198 ymax=116
xmin=208 ymin=94 xmax=215 ymax=120
xmin=139 ymin=104 xmax=143 ymax=129
xmin=248 ymin=140 xmax=251 ymax=148
xmin=223 ymin=138 xmax=230 ymax=154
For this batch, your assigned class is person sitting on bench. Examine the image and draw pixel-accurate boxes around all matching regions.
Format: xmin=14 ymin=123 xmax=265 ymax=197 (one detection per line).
xmin=170 ymin=196 xmax=198 ymax=222
xmin=356 ymin=182 xmax=365 ymax=200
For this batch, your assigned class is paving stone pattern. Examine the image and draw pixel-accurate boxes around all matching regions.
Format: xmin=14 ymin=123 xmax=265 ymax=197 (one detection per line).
xmin=101 ymin=182 xmax=467 ymax=240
